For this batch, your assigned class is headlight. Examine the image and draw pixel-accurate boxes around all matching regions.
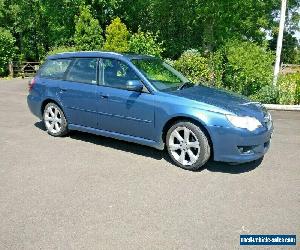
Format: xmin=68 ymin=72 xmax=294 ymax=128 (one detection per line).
xmin=226 ymin=114 xmax=262 ymax=131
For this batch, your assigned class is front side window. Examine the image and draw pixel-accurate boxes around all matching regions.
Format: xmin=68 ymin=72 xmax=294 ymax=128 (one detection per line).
xmin=66 ymin=58 xmax=98 ymax=84
xmin=131 ymin=58 xmax=188 ymax=91
xmin=39 ymin=59 xmax=72 ymax=79
xmin=101 ymin=58 xmax=140 ymax=89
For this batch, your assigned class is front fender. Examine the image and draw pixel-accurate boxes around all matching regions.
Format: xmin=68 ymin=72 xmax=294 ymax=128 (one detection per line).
xmin=154 ymin=103 xmax=230 ymax=145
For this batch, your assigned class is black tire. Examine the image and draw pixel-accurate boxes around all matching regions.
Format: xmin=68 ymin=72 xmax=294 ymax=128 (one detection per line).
xmin=43 ymin=102 xmax=68 ymax=137
xmin=166 ymin=121 xmax=211 ymax=171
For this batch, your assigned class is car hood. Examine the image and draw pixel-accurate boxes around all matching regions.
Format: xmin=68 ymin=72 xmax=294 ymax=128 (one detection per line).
xmin=167 ymin=85 xmax=267 ymax=119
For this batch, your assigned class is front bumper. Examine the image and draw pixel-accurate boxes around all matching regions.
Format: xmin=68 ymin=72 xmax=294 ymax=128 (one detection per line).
xmin=207 ymin=124 xmax=273 ymax=163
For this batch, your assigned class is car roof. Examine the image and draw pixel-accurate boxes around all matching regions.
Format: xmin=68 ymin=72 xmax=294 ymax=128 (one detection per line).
xmin=47 ymin=51 xmax=156 ymax=61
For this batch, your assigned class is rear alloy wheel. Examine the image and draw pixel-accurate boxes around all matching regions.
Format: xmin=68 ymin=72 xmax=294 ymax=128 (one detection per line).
xmin=43 ymin=103 xmax=68 ymax=137
xmin=166 ymin=121 xmax=210 ymax=171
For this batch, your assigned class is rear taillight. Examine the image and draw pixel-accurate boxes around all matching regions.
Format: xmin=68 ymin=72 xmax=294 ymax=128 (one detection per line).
xmin=28 ymin=78 xmax=36 ymax=91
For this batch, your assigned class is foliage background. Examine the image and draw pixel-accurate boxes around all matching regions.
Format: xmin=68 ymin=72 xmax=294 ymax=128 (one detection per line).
xmin=0 ymin=27 xmax=15 ymax=75
xmin=0 ymin=0 xmax=299 ymax=104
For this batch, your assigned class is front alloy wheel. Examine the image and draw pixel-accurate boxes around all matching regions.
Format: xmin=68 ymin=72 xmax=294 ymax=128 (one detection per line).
xmin=166 ymin=121 xmax=210 ymax=170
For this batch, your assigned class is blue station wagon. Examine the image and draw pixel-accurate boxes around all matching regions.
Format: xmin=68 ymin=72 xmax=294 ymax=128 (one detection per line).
xmin=27 ymin=51 xmax=273 ymax=170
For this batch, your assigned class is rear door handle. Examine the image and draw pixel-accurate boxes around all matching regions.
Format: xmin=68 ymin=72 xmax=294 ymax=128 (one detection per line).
xmin=99 ymin=94 xmax=109 ymax=99
xmin=59 ymin=88 xmax=67 ymax=93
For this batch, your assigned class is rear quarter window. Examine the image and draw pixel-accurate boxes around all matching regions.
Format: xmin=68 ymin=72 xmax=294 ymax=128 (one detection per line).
xmin=39 ymin=59 xmax=72 ymax=79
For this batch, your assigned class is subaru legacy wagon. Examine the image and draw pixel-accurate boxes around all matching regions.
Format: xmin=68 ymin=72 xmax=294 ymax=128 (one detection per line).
xmin=27 ymin=51 xmax=273 ymax=170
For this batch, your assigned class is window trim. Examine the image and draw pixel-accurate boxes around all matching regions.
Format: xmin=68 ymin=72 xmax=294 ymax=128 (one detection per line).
xmin=98 ymin=57 xmax=150 ymax=93
xmin=38 ymin=57 xmax=153 ymax=93
xmin=63 ymin=57 xmax=99 ymax=85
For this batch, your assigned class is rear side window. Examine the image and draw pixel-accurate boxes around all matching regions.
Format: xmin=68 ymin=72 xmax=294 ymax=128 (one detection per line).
xmin=66 ymin=58 xmax=98 ymax=84
xmin=39 ymin=59 xmax=71 ymax=79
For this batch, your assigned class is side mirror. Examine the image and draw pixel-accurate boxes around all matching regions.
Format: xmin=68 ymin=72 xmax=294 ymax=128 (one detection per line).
xmin=126 ymin=80 xmax=144 ymax=92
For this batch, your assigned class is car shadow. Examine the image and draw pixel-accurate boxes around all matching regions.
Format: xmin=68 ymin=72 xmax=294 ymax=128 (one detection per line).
xmin=34 ymin=121 xmax=263 ymax=174
xmin=204 ymin=158 xmax=263 ymax=174
xmin=34 ymin=121 xmax=165 ymax=161
xmin=70 ymin=130 xmax=166 ymax=161
xmin=35 ymin=121 xmax=46 ymax=131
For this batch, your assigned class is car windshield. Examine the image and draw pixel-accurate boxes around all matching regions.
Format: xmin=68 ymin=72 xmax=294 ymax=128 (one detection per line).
xmin=131 ymin=58 xmax=189 ymax=91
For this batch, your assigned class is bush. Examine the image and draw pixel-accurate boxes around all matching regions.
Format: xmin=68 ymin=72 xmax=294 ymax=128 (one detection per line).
xmin=221 ymin=40 xmax=274 ymax=96
xmin=0 ymin=28 xmax=16 ymax=76
xmin=249 ymin=85 xmax=279 ymax=104
xmin=278 ymin=73 xmax=300 ymax=104
xmin=74 ymin=6 xmax=104 ymax=51
xmin=103 ymin=17 xmax=130 ymax=53
xmin=173 ymin=49 xmax=210 ymax=84
xmin=164 ymin=58 xmax=175 ymax=67
xmin=128 ymin=28 xmax=164 ymax=57
xmin=249 ymin=74 xmax=300 ymax=105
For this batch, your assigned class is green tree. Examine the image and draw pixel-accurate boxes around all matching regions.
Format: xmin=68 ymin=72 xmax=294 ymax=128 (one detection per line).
xmin=39 ymin=0 xmax=83 ymax=50
xmin=221 ymin=40 xmax=274 ymax=96
xmin=87 ymin=0 xmax=122 ymax=27
xmin=103 ymin=17 xmax=130 ymax=52
xmin=0 ymin=28 xmax=15 ymax=76
xmin=129 ymin=28 xmax=164 ymax=57
xmin=0 ymin=0 xmax=46 ymax=60
xmin=269 ymin=31 xmax=300 ymax=64
xmin=74 ymin=5 xmax=104 ymax=50
xmin=0 ymin=0 xmax=83 ymax=60
xmin=0 ymin=0 xmax=299 ymax=61
xmin=119 ymin=0 xmax=300 ymax=57
xmin=148 ymin=0 xmax=200 ymax=57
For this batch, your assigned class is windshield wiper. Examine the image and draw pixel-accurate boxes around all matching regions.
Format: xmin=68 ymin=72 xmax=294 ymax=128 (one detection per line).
xmin=177 ymin=81 xmax=194 ymax=90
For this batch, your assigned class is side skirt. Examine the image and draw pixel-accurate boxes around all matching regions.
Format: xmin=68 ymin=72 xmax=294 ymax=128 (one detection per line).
xmin=68 ymin=124 xmax=165 ymax=150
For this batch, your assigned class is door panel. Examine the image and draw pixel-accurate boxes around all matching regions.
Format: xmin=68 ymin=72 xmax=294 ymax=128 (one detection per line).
xmin=96 ymin=85 xmax=155 ymax=140
xmin=58 ymin=81 xmax=97 ymax=128
xmin=96 ymin=58 xmax=155 ymax=140
xmin=57 ymin=58 xmax=98 ymax=128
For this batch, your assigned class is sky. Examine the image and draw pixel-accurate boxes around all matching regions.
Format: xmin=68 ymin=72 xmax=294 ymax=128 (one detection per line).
xmin=292 ymin=8 xmax=300 ymax=41
xmin=294 ymin=30 xmax=300 ymax=40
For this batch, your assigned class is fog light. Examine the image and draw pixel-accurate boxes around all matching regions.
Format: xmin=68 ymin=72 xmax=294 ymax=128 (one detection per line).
xmin=237 ymin=146 xmax=255 ymax=154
